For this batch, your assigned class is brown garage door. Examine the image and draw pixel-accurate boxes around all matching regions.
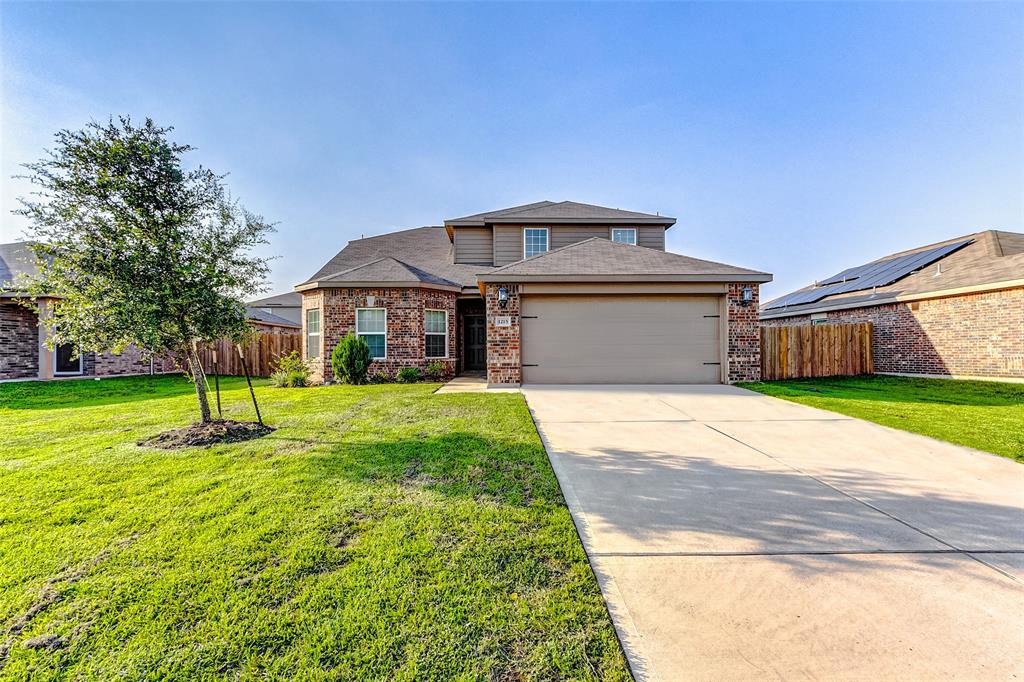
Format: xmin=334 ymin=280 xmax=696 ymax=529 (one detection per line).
xmin=520 ymin=294 xmax=723 ymax=384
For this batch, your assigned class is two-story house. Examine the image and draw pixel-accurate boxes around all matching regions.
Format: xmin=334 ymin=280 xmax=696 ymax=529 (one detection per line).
xmin=296 ymin=201 xmax=771 ymax=385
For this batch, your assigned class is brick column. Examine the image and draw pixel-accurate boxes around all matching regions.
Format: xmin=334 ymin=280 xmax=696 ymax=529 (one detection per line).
xmin=727 ymin=283 xmax=761 ymax=382
xmin=484 ymin=283 xmax=521 ymax=385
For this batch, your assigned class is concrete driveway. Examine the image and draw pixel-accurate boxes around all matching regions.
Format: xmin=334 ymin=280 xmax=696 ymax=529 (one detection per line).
xmin=522 ymin=384 xmax=1024 ymax=681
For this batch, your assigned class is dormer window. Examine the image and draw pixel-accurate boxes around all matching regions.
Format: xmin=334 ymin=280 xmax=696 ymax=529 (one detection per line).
xmin=611 ymin=228 xmax=637 ymax=245
xmin=524 ymin=228 xmax=549 ymax=258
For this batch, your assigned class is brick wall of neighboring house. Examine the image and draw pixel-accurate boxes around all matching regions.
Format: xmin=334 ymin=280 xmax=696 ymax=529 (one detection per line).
xmin=92 ymin=346 xmax=162 ymax=376
xmin=0 ymin=302 xmax=39 ymax=380
xmin=727 ymin=283 xmax=762 ymax=383
xmin=760 ymin=287 xmax=1024 ymax=378
xmin=484 ymin=283 xmax=521 ymax=385
xmin=483 ymin=282 xmax=762 ymax=385
xmin=302 ymin=287 xmax=458 ymax=383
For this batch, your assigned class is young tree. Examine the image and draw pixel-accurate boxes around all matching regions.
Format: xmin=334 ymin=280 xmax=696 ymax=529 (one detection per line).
xmin=17 ymin=117 xmax=273 ymax=423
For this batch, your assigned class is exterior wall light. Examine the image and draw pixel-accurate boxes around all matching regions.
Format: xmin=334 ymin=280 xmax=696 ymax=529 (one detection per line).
xmin=497 ymin=286 xmax=509 ymax=309
xmin=741 ymin=286 xmax=754 ymax=304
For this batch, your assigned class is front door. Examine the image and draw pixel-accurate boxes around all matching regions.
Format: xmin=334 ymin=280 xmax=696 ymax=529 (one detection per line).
xmin=463 ymin=315 xmax=486 ymax=371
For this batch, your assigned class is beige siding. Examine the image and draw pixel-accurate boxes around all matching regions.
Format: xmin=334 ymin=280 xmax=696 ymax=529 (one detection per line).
xmin=638 ymin=226 xmax=666 ymax=250
xmin=453 ymin=227 xmax=494 ymax=265
xmin=493 ymin=224 xmax=668 ymax=265
xmin=520 ymin=294 xmax=722 ymax=383
xmin=493 ymin=225 xmax=523 ymax=265
xmin=550 ymin=226 xmax=608 ymax=249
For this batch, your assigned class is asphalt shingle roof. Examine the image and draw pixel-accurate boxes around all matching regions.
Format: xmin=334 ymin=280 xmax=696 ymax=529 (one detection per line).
xmin=761 ymin=230 xmax=1024 ymax=317
xmin=247 ymin=291 xmax=301 ymax=307
xmin=245 ymin=307 xmax=301 ymax=328
xmin=445 ymin=200 xmax=675 ymax=226
xmin=301 ymin=226 xmax=487 ymax=289
xmin=480 ymin=238 xmax=770 ymax=280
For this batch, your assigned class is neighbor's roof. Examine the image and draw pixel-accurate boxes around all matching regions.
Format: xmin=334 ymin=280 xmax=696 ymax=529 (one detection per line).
xmin=298 ymin=226 xmax=487 ymax=291
xmin=761 ymin=230 xmax=1024 ymax=319
xmin=247 ymin=291 xmax=302 ymax=308
xmin=478 ymin=238 xmax=772 ymax=283
xmin=0 ymin=241 xmax=40 ymax=297
xmin=245 ymin=307 xmax=301 ymax=328
xmin=445 ymin=200 xmax=676 ymax=228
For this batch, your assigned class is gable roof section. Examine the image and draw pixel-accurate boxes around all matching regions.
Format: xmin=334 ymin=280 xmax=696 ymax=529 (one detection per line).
xmin=245 ymin=307 xmax=301 ymax=328
xmin=247 ymin=291 xmax=301 ymax=307
xmin=478 ymin=238 xmax=771 ymax=283
xmin=0 ymin=242 xmax=39 ymax=296
xmin=298 ymin=226 xmax=487 ymax=291
xmin=445 ymin=200 xmax=676 ymax=228
xmin=315 ymin=257 xmax=461 ymax=289
xmin=761 ymin=230 xmax=1024 ymax=318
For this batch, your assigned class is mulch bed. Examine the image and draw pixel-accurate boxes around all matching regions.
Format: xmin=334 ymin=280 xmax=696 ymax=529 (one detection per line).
xmin=138 ymin=420 xmax=275 ymax=449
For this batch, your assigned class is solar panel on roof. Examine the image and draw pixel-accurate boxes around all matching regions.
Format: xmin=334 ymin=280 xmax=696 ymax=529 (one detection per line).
xmin=764 ymin=239 xmax=974 ymax=310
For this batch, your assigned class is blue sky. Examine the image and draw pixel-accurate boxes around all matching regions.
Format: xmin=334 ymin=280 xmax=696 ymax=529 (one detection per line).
xmin=2 ymin=2 xmax=1022 ymax=299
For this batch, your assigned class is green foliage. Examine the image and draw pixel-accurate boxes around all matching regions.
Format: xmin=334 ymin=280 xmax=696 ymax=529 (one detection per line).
xmin=397 ymin=366 xmax=422 ymax=383
xmin=270 ymin=351 xmax=310 ymax=388
xmin=15 ymin=116 xmax=273 ymax=421
xmin=368 ymin=370 xmax=393 ymax=384
xmin=425 ymin=361 xmax=446 ymax=380
xmin=0 ymin=376 xmax=630 ymax=678
xmin=741 ymin=375 xmax=1024 ymax=461
xmin=332 ymin=333 xmax=372 ymax=384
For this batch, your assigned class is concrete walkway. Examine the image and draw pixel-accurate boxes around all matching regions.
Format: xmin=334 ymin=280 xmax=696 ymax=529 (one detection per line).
xmin=522 ymin=384 xmax=1024 ymax=681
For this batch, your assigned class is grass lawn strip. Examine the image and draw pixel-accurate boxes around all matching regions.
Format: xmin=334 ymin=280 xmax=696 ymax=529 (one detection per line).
xmin=739 ymin=374 xmax=1024 ymax=462
xmin=0 ymin=376 xmax=629 ymax=680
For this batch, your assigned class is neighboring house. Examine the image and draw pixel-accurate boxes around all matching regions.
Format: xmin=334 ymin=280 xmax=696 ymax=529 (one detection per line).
xmin=0 ymin=241 xmax=295 ymax=381
xmin=0 ymin=241 xmax=178 ymax=380
xmin=761 ymin=230 xmax=1024 ymax=379
xmin=246 ymin=292 xmax=302 ymax=326
xmin=296 ymin=201 xmax=771 ymax=385
xmin=245 ymin=292 xmax=302 ymax=335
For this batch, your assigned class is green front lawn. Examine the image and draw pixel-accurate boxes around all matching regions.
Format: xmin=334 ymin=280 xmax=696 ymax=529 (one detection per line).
xmin=0 ymin=376 xmax=628 ymax=680
xmin=740 ymin=375 xmax=1024 ymax=462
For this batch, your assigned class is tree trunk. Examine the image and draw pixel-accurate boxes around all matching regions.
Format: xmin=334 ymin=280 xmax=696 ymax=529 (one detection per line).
xmin=186 ymin=345 xmax=213 ymax=423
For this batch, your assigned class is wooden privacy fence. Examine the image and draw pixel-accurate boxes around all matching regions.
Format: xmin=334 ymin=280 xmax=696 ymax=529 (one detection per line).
xmin=196 ymin=332 xmax=302 ymax=377
xmin=761 ymin=323 xmax=873 ymax=380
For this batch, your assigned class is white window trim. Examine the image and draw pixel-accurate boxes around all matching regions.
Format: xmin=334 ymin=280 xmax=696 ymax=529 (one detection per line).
xmin=53 ymin=344 xmax=84 ymax=376
xmin=424 ymin=309 xmax=449 ymax=359
xmin=356 ymin=307 xmax=387 ymax=359
xmin=523 ymin=227 xmax=549 ymax=259
xmin=306 ymin=309 xmax=321 ymax=359
xmin=611 ymin=227 xmax=637 ymax=245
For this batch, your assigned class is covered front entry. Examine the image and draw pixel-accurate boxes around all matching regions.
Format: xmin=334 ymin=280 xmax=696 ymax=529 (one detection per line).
xmin=520 ymin=294 xmax=723 ymax=384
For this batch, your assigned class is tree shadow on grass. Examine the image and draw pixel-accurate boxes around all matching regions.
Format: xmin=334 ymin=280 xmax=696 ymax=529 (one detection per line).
xmin=288 ymin=431 xmax=564 ymax=508
xmin=0 ymin=375 xmax=259 ymax=411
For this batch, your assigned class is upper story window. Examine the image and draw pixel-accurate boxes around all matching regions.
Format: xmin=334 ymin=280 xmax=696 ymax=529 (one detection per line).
xmin=611 ymin=228 xmax=637 ymax=245
xmin=306 ymin=309 xmax=321 ymax=359
xmin=523 ymin=228 xmax=549 ymax=259
xmin=356 ymin=308 xmax=387 ymax=359
xmin=425 ymin=309 xmax=448 ymax=358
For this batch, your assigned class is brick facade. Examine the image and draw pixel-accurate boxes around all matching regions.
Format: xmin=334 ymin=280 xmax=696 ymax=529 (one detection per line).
xmin=727 ymin=283 xmax=762 ymax=382
xmin=2 ymin=300 xmax=180 ymax=381
xmin=761 ymin=287 xmax=1024 ymax=378
xmin=484 ymin=284 xmax=522 ymax=385
xmin=302 ymin=287 xmax=458 ymax=383
xmin=1 ymin=303 xmax=39 ymax=379
xmin=483 ymin=282 xmax=763 ymax=385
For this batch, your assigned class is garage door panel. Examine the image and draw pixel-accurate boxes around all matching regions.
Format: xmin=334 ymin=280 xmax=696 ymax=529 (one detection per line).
xmin=520 ymin=295 xmax=722 ymax=384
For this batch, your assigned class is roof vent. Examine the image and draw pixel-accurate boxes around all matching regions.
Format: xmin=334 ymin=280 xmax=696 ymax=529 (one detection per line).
xmin=934 ymin=262 xmax=943 ymax=276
